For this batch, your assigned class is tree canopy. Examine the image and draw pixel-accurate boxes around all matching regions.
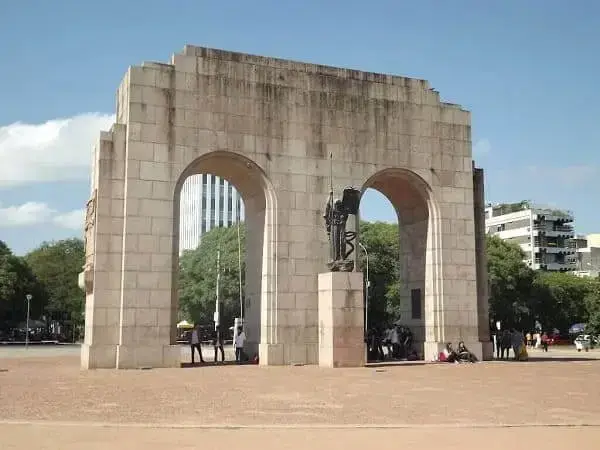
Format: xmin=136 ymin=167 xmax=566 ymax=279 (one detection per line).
xmin=357 ymin=221 xmax=401 ymax=327
xmin=0 ymin=240 xmax=44 ymax=326
xmin=486 ymin=234 xmax=535 ymax=329
xmin=24 ymin=238 xmax=85 ymax=326
xmin=486 ymin=234 xmax=600 ymax=334
xmin=1 ymin=238 xmax=85 ymax=337
xmin=178 ymin=224 xmax=245 ymax=327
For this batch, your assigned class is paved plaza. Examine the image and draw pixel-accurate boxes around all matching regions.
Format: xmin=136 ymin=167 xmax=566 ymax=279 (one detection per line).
xmin=1 ymin=346 xmax=600 ymax=448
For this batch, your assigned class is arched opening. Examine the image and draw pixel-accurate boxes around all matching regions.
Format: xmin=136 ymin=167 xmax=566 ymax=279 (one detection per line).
xmin=360 ymin=168 xmax=439 ymax=362
xmin=171 ymin=151 xmax=276 ymax=364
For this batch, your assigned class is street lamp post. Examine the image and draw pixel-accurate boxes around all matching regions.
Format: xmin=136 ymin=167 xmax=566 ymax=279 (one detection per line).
xmin=25 ymin=294 xmax=32 ymax=349
xmin=215 ymin=248 xmax=221 ymax=331
xmin=358 ymin=243 xmax=369 ymax=330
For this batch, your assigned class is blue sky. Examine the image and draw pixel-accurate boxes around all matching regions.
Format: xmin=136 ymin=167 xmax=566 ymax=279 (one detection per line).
xmin=0 ymin=0 xmax=598 ymax=255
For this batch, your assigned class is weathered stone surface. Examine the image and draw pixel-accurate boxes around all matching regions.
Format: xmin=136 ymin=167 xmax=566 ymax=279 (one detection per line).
xmin=318 ymin=272 xmax=365 ymax=368
xmin=82 ymin=45 xmax=488 ymax=369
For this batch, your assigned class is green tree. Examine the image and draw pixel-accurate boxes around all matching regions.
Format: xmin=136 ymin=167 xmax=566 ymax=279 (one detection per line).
xmin=24 ymin=238 xmax=85 ymax=333
xmin=358 ymin=221 xmax=401 ymax=327
xmin=0 ymin=241 xmax=44 ymax=327
xmin=486 ymin=234 xmax=534 ymax=329
xmin=584 ymin=279 xmax=600 ymax=334
xmin=531 ymin=271 xmax=589 ymax=333
xmin=178 ymin=224 xmax=245 ymax=327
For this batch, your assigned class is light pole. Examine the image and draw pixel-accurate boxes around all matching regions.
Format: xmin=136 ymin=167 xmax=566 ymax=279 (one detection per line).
xmin=214 ymin=248 xmax=221 ymax=331
xmin=25 ymin=294 xmax=32 ymax=349
xmin=358 ymin=243 xmax=369 ymax=330
xmin=236 ymin=213 xmax=243 ymax=320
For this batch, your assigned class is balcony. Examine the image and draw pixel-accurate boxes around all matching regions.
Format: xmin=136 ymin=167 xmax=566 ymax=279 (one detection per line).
xmin=533 ymin=261 xmax=576 ymax=271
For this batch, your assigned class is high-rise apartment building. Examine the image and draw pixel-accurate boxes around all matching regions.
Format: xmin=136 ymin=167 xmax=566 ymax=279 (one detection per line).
xmin=179 ymin=174 xmax=244 ymax=252
xmin=485 ymin=202 xmax=575 ymax=271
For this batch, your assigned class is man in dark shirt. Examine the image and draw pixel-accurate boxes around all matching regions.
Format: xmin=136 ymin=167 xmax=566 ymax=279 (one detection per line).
xmin=213 ymin=325 xmax=225 ymax=362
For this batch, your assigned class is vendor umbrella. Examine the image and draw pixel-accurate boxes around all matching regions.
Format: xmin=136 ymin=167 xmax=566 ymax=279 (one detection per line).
xmin=568 ymin=323 xmax=586 ymax=334
xmin=177 ymin=320 xmax=194 ymax=329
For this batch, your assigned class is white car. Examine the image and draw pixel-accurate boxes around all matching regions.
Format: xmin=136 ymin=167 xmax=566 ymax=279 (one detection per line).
xmin=574 ymin=334 xmax=592 ymax=352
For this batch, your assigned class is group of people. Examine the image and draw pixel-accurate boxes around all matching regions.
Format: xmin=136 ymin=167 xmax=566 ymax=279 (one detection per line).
xmin=495 ymin=328 xmax=548 ymax=361
xmin=439 ymin=342 xmax=478 ymax=363
xmin=189 ymin=324 xmax=249 ymax=364
xmin=524 ymin=331 xmax=550 ymax=351
xmin=366 ymin=324 xmax=418 ymax=361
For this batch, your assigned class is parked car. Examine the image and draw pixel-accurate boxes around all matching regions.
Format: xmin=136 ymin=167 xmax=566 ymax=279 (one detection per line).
xmin=575 ymin=334 xmax=592 ymax=352
xmin=547 ymin=334 xmax=571 ymax=346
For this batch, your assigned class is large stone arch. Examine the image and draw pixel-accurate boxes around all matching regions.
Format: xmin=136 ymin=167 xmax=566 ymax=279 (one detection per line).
xmin=80 ymin=45 xmax=490 ymax=369
xmin=172 ymin=150 xmax=278 ymax=359
xmin=360 ymin=168 xmax=445 ymax=356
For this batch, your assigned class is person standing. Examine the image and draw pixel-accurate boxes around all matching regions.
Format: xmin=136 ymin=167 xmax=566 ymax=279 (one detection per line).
xmin=541 ymin=332 xmax=549 ymax=352
xmin=500 ymin=329 xmax=512 ymax=359
xmin=511 ymin=328 xmax=524 ymax=360
xmin=213 ymin=325 xmax=225 ymax=363
xmin=535 ymin=332 xmax=542 ymax=349
xmin=495 ymin=331 xmax=502 ymax=359
xmin=190 ymin=324 xmax=204 ymax=364
xmin=235 ymin=326 xmax=246 ymax=363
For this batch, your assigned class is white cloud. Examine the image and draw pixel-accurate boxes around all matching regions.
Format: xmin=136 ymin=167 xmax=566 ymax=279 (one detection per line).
xmin=473 ymin=139 xmax=491 ymax=156
xmin=0 ymin=202 xmax=55 ymax=226
xmin=0 ymin=113 xmax=115 ymax=186
xmin=0 ymin=202 xmax=84 ymax=230
xmin=52 ymin=209 xmax=86 ymax=230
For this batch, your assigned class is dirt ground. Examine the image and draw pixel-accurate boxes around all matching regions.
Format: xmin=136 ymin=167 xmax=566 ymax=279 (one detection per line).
xmin=1 ymin=350 xmax=600 ymax=448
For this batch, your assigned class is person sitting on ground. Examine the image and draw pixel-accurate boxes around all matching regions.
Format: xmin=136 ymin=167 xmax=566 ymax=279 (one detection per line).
xmin=457 ymin=341 xmax=478 ymax=363
xmin=440 ymin=343 xmax=458 ymax=363
xmin=406 ymin=348 xmax=419 ymax=361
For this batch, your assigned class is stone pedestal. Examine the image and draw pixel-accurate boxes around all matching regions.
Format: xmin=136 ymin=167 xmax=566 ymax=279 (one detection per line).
xmin=81 ymin=344 xmax=117 ymax=369
xmin=480 ymin=341 xmax=494 ymax=361
xmin=115 ymin=344 xmax=181 ymax=369
xmin=82 ymin=343 xmax=180 ymax=369
xmin=318 ymin=272 xmax=365 ymax=368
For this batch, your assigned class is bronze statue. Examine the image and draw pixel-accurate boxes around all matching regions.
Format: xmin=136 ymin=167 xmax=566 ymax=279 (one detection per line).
xmin=323 ymin=153 xmax=360 ymax=272
xmin=324 ymin=187 xmax=360 ymax=272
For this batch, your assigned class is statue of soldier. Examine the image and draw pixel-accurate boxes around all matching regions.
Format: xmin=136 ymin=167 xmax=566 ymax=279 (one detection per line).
xmin=324 ymin=197 xmax=348 ymax=264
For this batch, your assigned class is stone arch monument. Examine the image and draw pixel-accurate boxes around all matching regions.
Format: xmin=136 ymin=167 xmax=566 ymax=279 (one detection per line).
xmin=80 ymin=45 xmax=490 ymax=369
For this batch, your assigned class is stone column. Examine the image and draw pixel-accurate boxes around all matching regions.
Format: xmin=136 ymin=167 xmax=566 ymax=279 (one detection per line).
xmin=318 ymin=272 xmax=365 ymax=368
xmin=473 ymin=165 xmax=493 ymax=360
xmin=81 ymin=127 xmax=127 ymax=369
